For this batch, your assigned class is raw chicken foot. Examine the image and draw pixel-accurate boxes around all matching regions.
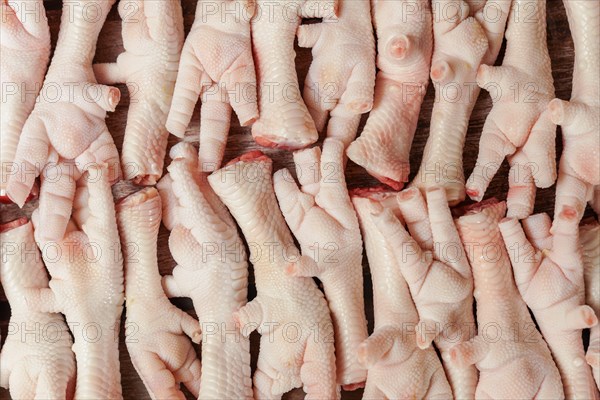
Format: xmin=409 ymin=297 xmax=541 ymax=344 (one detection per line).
xmin=94 ymin=0 xmax=184 ymax=185
xmin=26 ymin=167 xmax=125 ymax=399
xmin=274 ymin=139 xmax=368 ymax=388
xmin=208 ymin=152 xmax=339 ymax=399
xmin=116 ymin=187 xmax=202 ymax=399
xmin=466 ymin=0 xmax=557 ymax=219
xmin=250 ymin=0 xmax=337 ymax=149
xmin=299 ymin=0 xmax=375 ymax=147
xmin=499 ymin=208 xmax=599 ymax=399
xmin=352 ymin=190 xmax=453 ymax=400
xmin=346 ymin=0 xmax=432 ymax=189
xmin=369 ymin=187 xmax=477 ymax=399
xmin=411 ymin=0 xmax=511 ymax=204
xmin=0 ymin=219 xmax=75 ymax=399
xmin=455 ymin=200 xmax=564 ymax=399
xmin=549 ymin=0 xmax=600 ymax=224
xmin=167 ymin=0 xmax=258 ymax=171
xmin=581 ymin=220 xmax=600 ymax=389
xmin=158 ymin=143 xmax=254 ymax=399
xmin=6 ymin=0 xmax=122 ymax=243
xmin=0 ymin=0 xmax=50 ymax=201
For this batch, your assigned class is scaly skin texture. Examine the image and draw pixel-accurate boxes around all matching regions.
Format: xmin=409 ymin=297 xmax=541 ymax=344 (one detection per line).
xmin=346 ymin=0 xmax=432 ymax=189
xmin=455 ymin=201 xmax=564 ymax=399
xmin=158 ymin=143 xmax=253 ymax=400
xmin=467 ymin=0 xmax=558 ymax=219
xmin=250 ymin=0 xmax=337 ymax=149
xmin=166 ymin=0 xmax=258 ymax=172
xmin=27 ymin=167 xmax=125 ymax=400
xmin=369 ymin=187 xmax=477 ymax=399
xmin=208 ymin=153 xmax=339 ymax=400
xmin=411 ymin=0 xmax=511 ymax=205
xmin=6 ymin=0 xmax=121 ymax=243
xmin=299 ymin=0 xmax=375 ymax=147
xmin=352 ymin=192 xmax=453 ymax=400
xmin=499 ymin=208 xmax=599 ymax=399
xmin=549 ymin=0 xmax=600 ymax=224
xmin=0 ymin=0 xmax=50 ymax=200
xmin=581 ymin=220 xmax=600 ymax=389
xmin=116 ymin=187 xmax=203 ymax=399
xmin=273 ymin=139 xmax=368 ymax=389
xmin=94 ymin=0 xmax=184 ymax=185
xmin=0 ymin=219 xmax=75 ymax=399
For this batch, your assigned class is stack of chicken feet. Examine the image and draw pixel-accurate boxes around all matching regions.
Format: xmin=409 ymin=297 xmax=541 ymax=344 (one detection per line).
xmin=0 ymin=0 xmax=599 ymax=398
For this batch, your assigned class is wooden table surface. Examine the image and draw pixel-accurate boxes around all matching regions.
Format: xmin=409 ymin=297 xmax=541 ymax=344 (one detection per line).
xmin=0 ymin=0 xmax=594 ymax=399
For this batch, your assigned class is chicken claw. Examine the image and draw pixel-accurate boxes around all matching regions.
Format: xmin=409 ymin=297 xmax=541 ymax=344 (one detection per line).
xmin=167 ymin=0 xmax=258 ymax=171
xmin=466 ymin=0 xmax=557 ymax=215
xmin=411 ymin=0 xmax=511 ymax=204
xmin=0 ymin=0 xmax=50 ymax=201
xmin=550 ymin=0 xmax=600 ymax=224
xmin=158 ymin=143 xmax=254 ymax=399
xmin=581 ymin=220 xmax=600 ymax=389
xmin=116 ymin=187 xmax=202 ymax=399
xmin=300 ymin=0 xmax=375 ymax=146
xmin=251 ymin=0 xmax=338 ymax=150
xmin=500 ymin=209 xmax=599 ymax=398
xmin=274 ymin=138 xmax=368 ymax=388
xmin=209 ymin=152 xmax=339 ymax=399
xmin=27 ymin=167 xmax=125 ymax=399
xmin=94 ymin=0 xmax=184 ymax=185
xmin=456 ymin=200 xmax=564 ymax=399
xmin=0 ymin=219 xmax=76 ymax=399
xmin=6 ymin=0 xmax=121 ymax=242
xmin=347 ymin=0 xmax=432 ymax=189
xmin=352 ymin=191 xmax=453 ymax=400
xmin=369 ymin=187 xmax=478 ymax=399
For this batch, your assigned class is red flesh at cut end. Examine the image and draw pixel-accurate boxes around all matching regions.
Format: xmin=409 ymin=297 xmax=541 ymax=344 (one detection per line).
xmin=453 ymin=198 xmax=500 ymax=218
xmin=350 ymin=186 xmax=394 ymax=198
xmin=254 ymin=135 xmax=312 ymax=151
xmin=225 ymin=151 xmax=271 ymax=167
xmin=0 ymin=217 xmax=28 ymax=233
xmin=0 ymin=182 xmax=39 ymax=205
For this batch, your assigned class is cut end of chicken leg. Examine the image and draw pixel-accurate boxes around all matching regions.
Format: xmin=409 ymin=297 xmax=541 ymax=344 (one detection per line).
xmin=0 ymin=182 xmax=38 ymax=205
xmin=116 ymin=186 xmax=159 ymax=209
xmin=253 ymin=133 xmax=318 ymax=151
xmin=347 ymin=141 xmax=409 ymax=190
xmin=0 ymin=217 xmax=29 ymax=233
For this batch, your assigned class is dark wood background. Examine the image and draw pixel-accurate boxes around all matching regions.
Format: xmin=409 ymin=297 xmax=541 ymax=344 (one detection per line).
xmin=0 ymin=0 xmax=593 ymax=399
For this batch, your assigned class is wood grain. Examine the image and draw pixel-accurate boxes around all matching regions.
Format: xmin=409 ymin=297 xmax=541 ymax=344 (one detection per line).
xmin=0 ymin=0 xmax=592 ymax=399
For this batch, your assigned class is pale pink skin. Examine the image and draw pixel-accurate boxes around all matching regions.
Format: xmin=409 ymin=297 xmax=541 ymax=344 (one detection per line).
xmin=26 ymin=167 xmax=125 ymax=399
xmin=466 ymin=0 xmax=558 ymax=219
xmin=368 ymin=187 xmax=478 ymax=399
xmin=352 ymin=192 xmax=453 ymax=399
xmin=499 ymin=209 xmax=599 ymax=399
xmin=580 ymin=220 xmax=600 ymax=389
xmin=6 ymin=0 xmax=122 ymax=243
xmin=166 ymin=0 xmax=258 ymax=171
xmin=116 ymin=187 xmax=202 ymax=399
xmin=208 ymin=154 xmax=339 ymax=400
xmin=455 ymin=201 xmax=564 ymax=399
xmin=346 ymin=0 xmax=432 ymax=189
xmin=158 ymin=143 xmax=254 ymax=400
xmin=299 ymin=0 xmax=375 ymax=147
xmin=410 ymin=0 xmax=511 ymax=205
xmin=0 ymin=219 xmax=76 ymax=399
xmin=273 ymin=139 xmax=368 ymax=388
xmin=94 ymin=0 xmax=184 ymax=185
xmin=549 ymin=0 xmax=600 ymax=225
xmin=250 ymin=0 xmax=337 ymax=150
xmin=0 ymin=0 xmax=50 ymax=200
